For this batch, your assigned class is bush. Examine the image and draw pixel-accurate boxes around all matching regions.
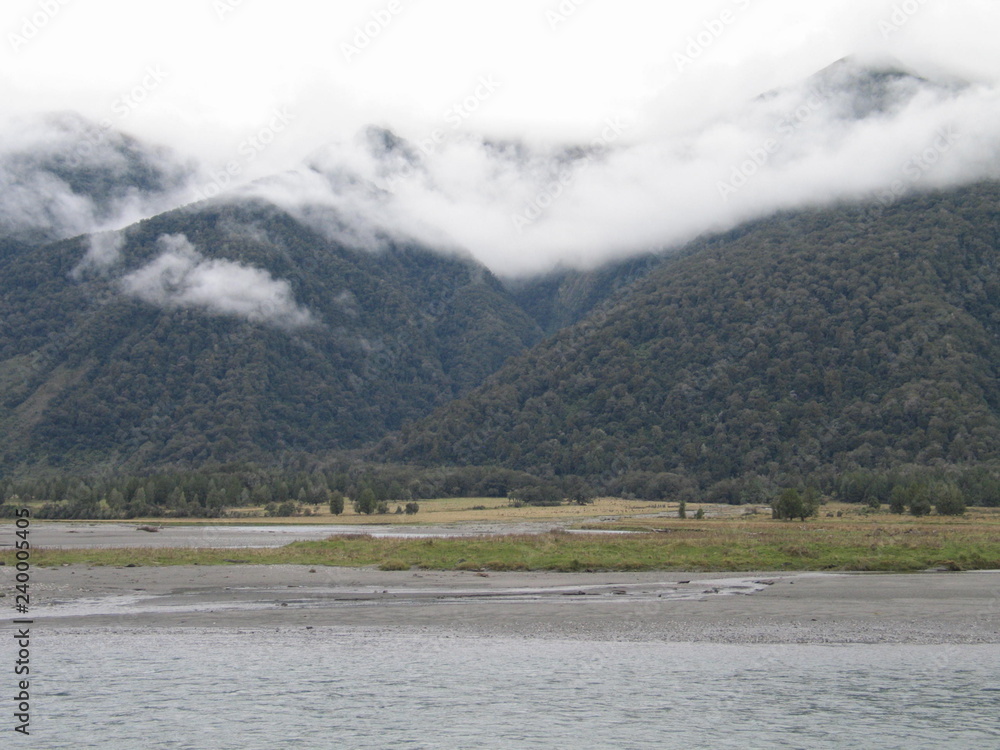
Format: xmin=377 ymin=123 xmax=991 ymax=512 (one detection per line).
xmin=379 ymin=560 xmax=410 ymax=571
xmin=404 ymin=502 xmax=420 ymax=515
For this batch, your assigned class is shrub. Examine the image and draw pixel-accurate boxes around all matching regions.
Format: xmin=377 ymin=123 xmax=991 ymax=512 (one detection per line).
xmin=379 ymin=559 xmax=409 ymax=571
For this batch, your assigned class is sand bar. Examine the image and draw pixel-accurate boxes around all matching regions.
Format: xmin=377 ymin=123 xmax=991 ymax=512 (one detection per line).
xmin=5 ymin=564 xmax=998 ymax=644
xmin=8 ymin=520 xmax=615 ymax=549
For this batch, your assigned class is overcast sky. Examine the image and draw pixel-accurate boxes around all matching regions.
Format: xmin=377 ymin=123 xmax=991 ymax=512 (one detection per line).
xmin=4 ymin=0 xmax=1000 ymax=275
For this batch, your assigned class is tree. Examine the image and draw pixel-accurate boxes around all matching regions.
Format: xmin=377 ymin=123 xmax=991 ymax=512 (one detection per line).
xmin=509 ymin=484 xmax=562 ymax=507
xmin=404 ymin=502 xmax=420 ymax=515
xmin=563 ymin=477 xmax=596 ymax=505
xmin=889 ymin=485 xmax=908 ymax=514
xmin=354 ymin=487 xmax=377 ymax=515
xmin=772 ymin=489 xmax=801 ymax=520
xmin=678 ymin=500 xmax=687 ymax=519
xmin=802 ymin=487 xmax=821 ymax=518
xmin=909 ymin=490 xmax=932 ymax=517
xmin=329 ymin=491 xmax=345 ymax=516
xmin=771 ymin=488 xmax=818 ymax=521
xmin=932 ymin=482 xmax=966 ymax=516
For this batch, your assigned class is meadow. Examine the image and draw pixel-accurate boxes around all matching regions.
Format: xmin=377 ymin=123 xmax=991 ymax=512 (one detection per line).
xmin=7 ymin=501 xmax=1000 ymax=573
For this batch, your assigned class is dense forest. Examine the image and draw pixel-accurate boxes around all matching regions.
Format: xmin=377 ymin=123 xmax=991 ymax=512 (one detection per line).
xmin=0 ymin=462 xmax=551 ymax=519
xmin=0 ymin=200 xmax=541 ymax=472
xmin=379 ymin=183 xmax=1000 ymax=493
xmin=4 ymin=162 xmax=1000 ymax=516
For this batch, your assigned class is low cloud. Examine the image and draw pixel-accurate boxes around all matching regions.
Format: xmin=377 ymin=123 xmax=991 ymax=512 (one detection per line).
xmin=74 ymin=230 xmax=127 ymax=274
xmin=244 ymin=59 xmax=1000 ymax=277
xmin=0 ymin=113 xmax=194 ymax=244
xmin=120 ymin=234 xmax=314 ymax=329
xmin=6 ymin=60 xmax=1000 ymax=279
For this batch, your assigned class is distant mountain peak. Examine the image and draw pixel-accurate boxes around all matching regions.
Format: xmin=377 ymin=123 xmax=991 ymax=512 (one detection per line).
xmin=798 ymin=55 xmax=967 ymax=120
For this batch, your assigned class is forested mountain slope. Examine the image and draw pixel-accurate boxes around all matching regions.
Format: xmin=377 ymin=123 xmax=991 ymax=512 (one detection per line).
xmin=0 ymin=200 xmax=541 ymax=472
xmin=379 ymin=183 xmax=1000 ymax=486
xmin=506 ymin=255 xmax=663 ymax=335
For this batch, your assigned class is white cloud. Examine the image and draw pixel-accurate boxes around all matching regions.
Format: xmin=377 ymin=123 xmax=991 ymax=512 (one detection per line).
xmin=3 ymin=1 xmax=1000 ymax=275
xmin=0 ymin=113 xmax=194 ymax=242
xmin=74 ymin=229 xmax=126 ymax=275
xmin=120 ymin=234 xmax=314 ymax=328
xmin=235 ymin=60 xmax=1000 ymax=276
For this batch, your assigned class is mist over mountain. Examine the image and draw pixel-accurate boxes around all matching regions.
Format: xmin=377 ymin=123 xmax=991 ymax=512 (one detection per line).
xmin=4 ymin=58 xmax=999 ymax=278
xmin=250 ymin=57 xmax=1000 ymax=277
xmin=0 ymin=113 xmax=194 ymax=246
xmin=3 ymin=56 xmax=1000 ymax=485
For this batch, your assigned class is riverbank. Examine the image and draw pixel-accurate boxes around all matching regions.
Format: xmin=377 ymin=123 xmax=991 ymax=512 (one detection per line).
xmin=10 ymin=565 xmax=999 ymax=644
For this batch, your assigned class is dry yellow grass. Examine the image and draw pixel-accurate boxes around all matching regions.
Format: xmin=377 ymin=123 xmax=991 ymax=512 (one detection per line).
xmin=105 ymin=497 xmax=678 ymax=526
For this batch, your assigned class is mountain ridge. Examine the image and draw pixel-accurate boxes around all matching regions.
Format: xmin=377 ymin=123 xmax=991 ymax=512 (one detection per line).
xmin=377 ymin=181 xmax=1000 ymax=488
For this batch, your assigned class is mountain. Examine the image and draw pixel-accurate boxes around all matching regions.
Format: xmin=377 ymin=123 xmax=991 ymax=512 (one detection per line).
xmin=506 ymin=255 xmax=663 ymax=335
xmin=785 ymin=56 xmax=964 ymax=120
xmin=0 ymin=112 xmax=193 ymax=246
xmin=0 ymin=198 xmax=541 ymax=473
xmin=378 ymin=182 xmax=1000 ymax=487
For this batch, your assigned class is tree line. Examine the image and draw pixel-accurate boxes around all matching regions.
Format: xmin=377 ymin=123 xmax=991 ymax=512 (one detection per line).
xmin=0 ymin=461 xmax=995 ymax=520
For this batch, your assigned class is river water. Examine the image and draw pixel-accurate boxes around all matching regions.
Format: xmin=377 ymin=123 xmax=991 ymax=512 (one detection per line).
xmin=24 ymin=629 xmax=1000 ymax=749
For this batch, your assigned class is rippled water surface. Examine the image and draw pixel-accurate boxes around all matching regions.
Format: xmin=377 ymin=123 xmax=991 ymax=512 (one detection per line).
xmin=28 ymin=630 xmax=1000 ymax=749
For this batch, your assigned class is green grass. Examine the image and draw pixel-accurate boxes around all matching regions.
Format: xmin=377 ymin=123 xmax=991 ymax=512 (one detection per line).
xmin=9 ymin=521 xmax=1000 ymax=572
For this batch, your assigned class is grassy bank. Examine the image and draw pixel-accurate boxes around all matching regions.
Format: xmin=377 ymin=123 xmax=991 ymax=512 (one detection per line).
xmin=9 ymin=512 xmax=1000 ymax=572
